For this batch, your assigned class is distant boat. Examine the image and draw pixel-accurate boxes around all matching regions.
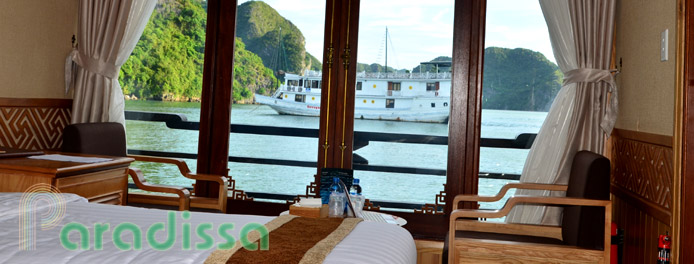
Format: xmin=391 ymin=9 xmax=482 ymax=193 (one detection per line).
xmin=254 ymin=64 xmax=451 ymax=123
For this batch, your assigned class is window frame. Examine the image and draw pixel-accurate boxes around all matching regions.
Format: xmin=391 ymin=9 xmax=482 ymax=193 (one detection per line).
xmin=196 ymin=0 xmax=486 ymax=240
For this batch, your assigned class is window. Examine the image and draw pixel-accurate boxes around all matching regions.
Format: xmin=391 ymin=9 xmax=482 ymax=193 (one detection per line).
xmin=385 ymin=99 xmax=395 ymax=108
xmin=312 ymin=80 xmax=320 ymax=88
xmin=426 ymin=82 xmax=438 ymax=91
xmin=388 ymin=82 xmax=402 ymax=91
xmin=431 ymin=102 xmax=436 ymax=108
xmin=356 ymin=81 xmax=362 ymax=90
xmin=295 ymin=94 xmax=305 ymax=102
xmin=304 ymin=79 xmax=311 ymax=88
xmin=298 ymin=79 xmax=303 ymax=87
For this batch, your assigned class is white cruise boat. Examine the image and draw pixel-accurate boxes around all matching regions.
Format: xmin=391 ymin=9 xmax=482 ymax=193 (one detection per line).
xmin=254 ymin=69 xmax=451 ymax=123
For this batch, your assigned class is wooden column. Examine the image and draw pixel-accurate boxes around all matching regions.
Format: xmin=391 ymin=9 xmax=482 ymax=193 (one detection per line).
xmin=445 ymin=0 xmax=487 ymax=213
xmin=317 ymin=0 xmax=360 ymax=173
xmin=196 ymin=0 xmax=238 ymax=196
xmin=680 ymin=0 xmax=693 ymax=261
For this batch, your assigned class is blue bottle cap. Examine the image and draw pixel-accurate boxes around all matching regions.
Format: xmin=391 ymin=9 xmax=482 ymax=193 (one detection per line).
xmin=333 ymin=177 xmax=339 ymax=183
xmin=353 ymin=178 xmax=359 ymax=184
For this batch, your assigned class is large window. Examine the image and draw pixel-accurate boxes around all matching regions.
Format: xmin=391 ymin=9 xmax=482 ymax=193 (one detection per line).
xmin=479 ymin=0 xmax=559 ymax=211
xmin=228 ymin=0 xmax=325 ymax=199
xmin=353 ymin=0 xmax=454 ymax=213
xmin=120 ymin=0 xmax=208 ymax=191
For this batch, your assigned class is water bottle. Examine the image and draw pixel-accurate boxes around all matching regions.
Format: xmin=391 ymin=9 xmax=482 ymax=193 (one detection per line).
xmin=328 ymin=177 xmax=345 ymax=218
xmin=349 ymin=178 xmax=362 ymax=195
xmin=349 ymin=178 xmax=364 ymax=217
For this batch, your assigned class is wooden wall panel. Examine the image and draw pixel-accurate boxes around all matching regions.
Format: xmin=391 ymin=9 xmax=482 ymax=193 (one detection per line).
xmin=0 ymin=98 xmax=71 ymax=150
xmin=610 ymin=129 xmax=673 ymax=264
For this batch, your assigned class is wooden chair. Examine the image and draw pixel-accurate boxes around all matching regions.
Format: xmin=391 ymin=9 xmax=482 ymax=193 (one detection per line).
xmin=448 ymin=151 xmax=612 ymax=263
xmin=62 ymin=122 xmax=228 ymax=213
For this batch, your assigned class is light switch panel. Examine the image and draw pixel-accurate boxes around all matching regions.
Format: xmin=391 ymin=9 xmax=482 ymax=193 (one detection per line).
xmin=661 ymin=29 xmax=668 ymax=62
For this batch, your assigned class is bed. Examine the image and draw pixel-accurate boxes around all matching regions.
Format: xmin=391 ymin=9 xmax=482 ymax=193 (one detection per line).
xmin=0 ymin=193 xmax=416 ymax=264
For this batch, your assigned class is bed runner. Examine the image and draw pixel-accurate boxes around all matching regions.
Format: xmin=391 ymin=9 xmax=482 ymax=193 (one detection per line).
xmin=205 ymin=215 xmax=362 ymax=264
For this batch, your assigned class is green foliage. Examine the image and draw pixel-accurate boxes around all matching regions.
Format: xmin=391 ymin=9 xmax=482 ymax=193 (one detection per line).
xmin=119 ymin=0 xmax=206 ymax=101
xmin=119 ymin=0 xmax=278 ymax=102
xmin=482 ymin=47 xmax=562 ymax=111
xmin=233 ymin=38 xmax=279 ymax=103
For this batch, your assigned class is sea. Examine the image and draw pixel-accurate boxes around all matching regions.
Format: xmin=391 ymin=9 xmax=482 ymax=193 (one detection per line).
xmin=124 ymin=100 xmax=547 ymax=211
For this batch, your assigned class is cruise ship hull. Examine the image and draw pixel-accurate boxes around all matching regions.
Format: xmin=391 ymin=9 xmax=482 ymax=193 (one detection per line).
xmin=255 ymin=94 xmax=449 ymax=123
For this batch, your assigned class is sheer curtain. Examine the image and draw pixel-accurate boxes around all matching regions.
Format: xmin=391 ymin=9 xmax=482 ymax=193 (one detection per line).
xmin=66 ymin=0 xmax=156 ymax=125
xmin=506 ymin=0 xmax=617 ymax=225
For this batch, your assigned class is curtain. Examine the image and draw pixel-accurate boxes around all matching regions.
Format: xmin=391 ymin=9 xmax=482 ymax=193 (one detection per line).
xmin=506 ymin=0 xmax=617 ymax=225
xmin=66 ymin=0 xmax=156 ymax=125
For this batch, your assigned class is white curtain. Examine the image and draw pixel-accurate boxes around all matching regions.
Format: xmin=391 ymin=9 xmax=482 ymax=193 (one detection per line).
xmin=66 ymin=0 xmax=156 ymax=125
xmin=506 ymin=0 xmax=617 ymax=225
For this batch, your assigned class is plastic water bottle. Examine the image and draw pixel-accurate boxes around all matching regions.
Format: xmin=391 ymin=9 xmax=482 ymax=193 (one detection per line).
xmin=349 ymin=178 xmax=362 ymax=195
xmin=328 ymin=177 xmax=345 ymax=218
xmin=349 ymin=179 xmax=364 ymax=217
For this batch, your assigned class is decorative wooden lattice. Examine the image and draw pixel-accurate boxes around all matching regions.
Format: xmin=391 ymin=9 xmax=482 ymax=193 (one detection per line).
xmin=226 ymin=176 xmax=252 ymax=201
xmin=415 ymin=184 xmax=446 ymax=215
xmin=0 ymin=107 xmax=70 ymax=150
xmin=611 ymin=136 xmax=673 ymax=210
xmin=291 ymin=180 xmax=319 ymax=204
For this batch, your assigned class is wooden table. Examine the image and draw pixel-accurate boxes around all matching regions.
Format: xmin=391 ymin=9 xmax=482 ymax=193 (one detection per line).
xmin=0 ymin=150 xmax=133 ymax=205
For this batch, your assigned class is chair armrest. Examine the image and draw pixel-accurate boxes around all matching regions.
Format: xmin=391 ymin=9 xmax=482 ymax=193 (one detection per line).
xmin=452 ymin=183 xmax=568 ymax=210
xmin=451 ymin=195 xmax=610 ymax=219
xmin=128 ymin=168 xmax=190 ymax=211
xmin=128 ymin=154 xmax=192 ymax=174
xmin=453 ymin=219 xmax=563 ymax=240
xmin=128 ymin=155 xmax=228 ymax=185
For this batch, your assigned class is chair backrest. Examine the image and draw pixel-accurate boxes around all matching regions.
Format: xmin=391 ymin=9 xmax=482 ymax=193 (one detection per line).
xmin=561 ymin=150 xmax=611 ymax=250
xmin=62 ymin=122 xmax=127 ymax=157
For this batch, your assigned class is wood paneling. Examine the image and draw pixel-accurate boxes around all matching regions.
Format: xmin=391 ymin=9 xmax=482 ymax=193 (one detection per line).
xmin=610 ymin=129 xmax=673 ymax=264
xmin=0 ymin=98 xmax=71 ymax=150
xmin=416 ymin=240 xmax=443 ymax=264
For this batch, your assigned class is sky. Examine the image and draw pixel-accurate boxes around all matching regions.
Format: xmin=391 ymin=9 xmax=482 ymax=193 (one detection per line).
xmin=237 ymin=0 xmax=555 ymax=70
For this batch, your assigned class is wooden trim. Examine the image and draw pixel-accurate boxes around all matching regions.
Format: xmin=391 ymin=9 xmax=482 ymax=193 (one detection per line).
xmin=453 ymin=183 xmax=568 ymax=205
xmin=0 ymin=98 xmax=72 ymax=108
xmin=611 ymin=184 xmax=672 ymax=224
xmin=195 ymin=0 xmax=237 ymax=196
xmin=455 ymin=220 xmax=563 ymax=240
xmin=680 ymin=0 xmax=692 ymax=262
xmin=612 ymin=128 xmax=673 ymax=147
xmin=445 ymin=0 xmax=486 ymax=212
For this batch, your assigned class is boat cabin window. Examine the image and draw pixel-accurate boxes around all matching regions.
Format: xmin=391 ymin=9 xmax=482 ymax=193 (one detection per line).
xmin=386 ymin=99 xmax=395 ymax=108
xmin=388 ymin=82 xmax=402 ymax=91
xmin=426 ymin=82 xmax=439 ymax=91
xmin=356 ymin=82 xmax=362 ymax=90
xmin=311 ymin=80 xmax=320 ymax=88
xmin=288 ymin=80 xmax=299 ymax=87
xmin=295 ymin=94 xmax=305 ymax=102
xmin=431 ymin=103 xmax=436 ymax=108
xmin=304 ymin=80 xmax=311 ymax=88
xmin=298 ymin=79 xmax=303 ymax=87
xmin=277 ymin=92 xmax=283 ymax=99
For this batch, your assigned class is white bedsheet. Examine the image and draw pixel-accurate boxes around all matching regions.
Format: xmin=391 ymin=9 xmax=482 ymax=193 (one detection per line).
xmin=0 ymin=193 xmax=415 ymax=264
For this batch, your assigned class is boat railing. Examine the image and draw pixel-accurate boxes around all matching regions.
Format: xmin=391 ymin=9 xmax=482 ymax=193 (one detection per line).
xmin=357 ymin=71 xmax=451 ymax=80
xmin=125 ymin=110 xmax=535 ymax=210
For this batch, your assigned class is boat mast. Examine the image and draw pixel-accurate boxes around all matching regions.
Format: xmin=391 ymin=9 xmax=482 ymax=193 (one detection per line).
xmin=384 ymin=27 xmax=388 ymax=74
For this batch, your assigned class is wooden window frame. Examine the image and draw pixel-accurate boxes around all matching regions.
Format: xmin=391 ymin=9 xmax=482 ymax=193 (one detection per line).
xmin=196 ymin=0 xmax=486 ymax=240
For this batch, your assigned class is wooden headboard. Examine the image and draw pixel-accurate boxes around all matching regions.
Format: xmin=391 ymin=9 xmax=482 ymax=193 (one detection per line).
xmin=0 ymin=98 xmax=72 ymax=150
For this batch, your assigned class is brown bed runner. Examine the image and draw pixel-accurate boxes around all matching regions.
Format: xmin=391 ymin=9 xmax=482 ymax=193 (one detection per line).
xmin=205 ymin=215 xmax=362 ymax=264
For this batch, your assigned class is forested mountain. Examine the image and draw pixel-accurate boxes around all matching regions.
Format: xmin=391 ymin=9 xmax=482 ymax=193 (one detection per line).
xmin=236 ymin=1 xmax=321 ymax=73
xmin=120 ymin=0 xmax=280 ymax=102
xmin=482 ymin=47 xmax=562 ymax=111
xmin=119 ymin=0 xmax=560 ymax=110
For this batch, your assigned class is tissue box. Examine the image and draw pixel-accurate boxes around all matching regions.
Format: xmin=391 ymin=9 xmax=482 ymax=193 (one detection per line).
xmin=289 ymin=204 xmax=328 ymax=218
